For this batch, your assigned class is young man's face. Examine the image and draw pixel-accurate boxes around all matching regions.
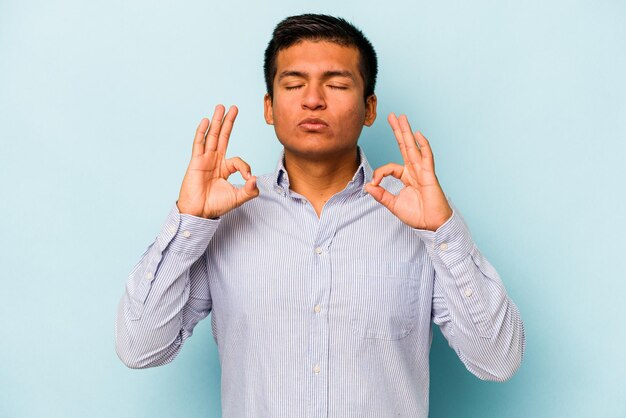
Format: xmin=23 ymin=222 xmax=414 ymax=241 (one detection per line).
xmin=264 ymin=40 xmax=377 ymax=161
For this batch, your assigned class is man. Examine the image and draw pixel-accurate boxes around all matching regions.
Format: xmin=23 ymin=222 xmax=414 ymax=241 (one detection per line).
xmin=116 ymin=14 xmax=525 ymax=417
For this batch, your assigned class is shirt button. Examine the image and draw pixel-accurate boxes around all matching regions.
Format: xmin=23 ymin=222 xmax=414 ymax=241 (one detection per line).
xmin=145 ymin=272 xmax=153 ymax=280
xmin=439 ymin=243 xmax=449 ymax=251
xmin=182 ymin=230 xmax=191 ymax=238
xmin=167 ymin=225 xmax=176 ymax=234
xmin=314 ymin=304 xmax=321 ymax=313
xmin=313 ymin=365 xmax=321 ymax=374
xmin=464 ymin=288 xmax=474 ymax=297
xmin=314 ymin=247 xmax=323 ymax=255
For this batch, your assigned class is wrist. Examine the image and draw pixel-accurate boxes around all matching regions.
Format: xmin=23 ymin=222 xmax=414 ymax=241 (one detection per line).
xmin=419 ymin=206 xmax=453 ymax=232
xmin=176 ymin=201 xmax=204 ymax=218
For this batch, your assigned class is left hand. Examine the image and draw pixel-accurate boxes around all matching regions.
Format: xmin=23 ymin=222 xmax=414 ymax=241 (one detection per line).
xmin=364 ymin=113 xmax=453 ymax=231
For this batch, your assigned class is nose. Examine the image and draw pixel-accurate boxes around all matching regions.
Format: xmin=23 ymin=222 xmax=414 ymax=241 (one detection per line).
xmin=301 ymin=84 xmax=326 ymax=111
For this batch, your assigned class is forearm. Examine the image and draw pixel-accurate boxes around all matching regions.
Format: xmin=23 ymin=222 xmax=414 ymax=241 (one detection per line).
xmin=115 ymin=204 xmax=219 ymax=369
xmin=416 ymin=207 xmax=525 ymax=381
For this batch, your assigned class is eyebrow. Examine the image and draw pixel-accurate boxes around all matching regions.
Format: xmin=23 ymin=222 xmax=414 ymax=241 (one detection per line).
xmin=278 ymin=70 xmax=356 ymax=82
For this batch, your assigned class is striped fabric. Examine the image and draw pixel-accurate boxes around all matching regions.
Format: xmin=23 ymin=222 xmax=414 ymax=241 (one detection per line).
xmin=115 ymin=147 xmax=525 ymax=418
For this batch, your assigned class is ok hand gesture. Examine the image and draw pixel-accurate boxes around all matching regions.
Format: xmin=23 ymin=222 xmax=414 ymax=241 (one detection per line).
xmin=365 ymin=113 xmax=453 ymax=231
xmin=177 ymin=105 xmax=259 ymax=219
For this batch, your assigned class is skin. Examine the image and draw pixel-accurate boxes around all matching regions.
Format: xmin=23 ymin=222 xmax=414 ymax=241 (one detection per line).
xmin=263 ymin=40 xmax=376 ymax=215
xmin=177 ymin=40 xmax=453 ymax=231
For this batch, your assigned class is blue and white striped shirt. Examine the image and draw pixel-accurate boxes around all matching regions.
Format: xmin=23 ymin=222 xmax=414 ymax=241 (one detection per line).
xmin=116 ymin=147 xmax=525 ymax=417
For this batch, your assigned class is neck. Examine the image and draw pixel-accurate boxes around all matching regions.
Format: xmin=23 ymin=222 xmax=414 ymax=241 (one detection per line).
xmin=283 ymin=148 xmax=360 ymax=203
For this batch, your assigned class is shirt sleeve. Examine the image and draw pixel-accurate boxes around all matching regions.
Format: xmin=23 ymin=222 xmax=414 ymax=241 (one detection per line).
xmin=413 ymin=199 xmax=526 ymax=382
xmin=115 ymin=203 xmax=220 ymax=369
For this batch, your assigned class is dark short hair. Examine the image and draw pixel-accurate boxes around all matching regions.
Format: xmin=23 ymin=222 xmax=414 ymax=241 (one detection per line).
xmin=263 ymin=14 xmax=378 ymax=101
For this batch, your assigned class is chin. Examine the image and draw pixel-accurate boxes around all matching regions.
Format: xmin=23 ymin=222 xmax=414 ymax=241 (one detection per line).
xmin=277 ymin=129 xmax=357 ymax=156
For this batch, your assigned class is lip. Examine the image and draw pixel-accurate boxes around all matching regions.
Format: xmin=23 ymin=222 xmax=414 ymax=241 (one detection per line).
xmin=298 ymin=117 xmax=329 ymax=131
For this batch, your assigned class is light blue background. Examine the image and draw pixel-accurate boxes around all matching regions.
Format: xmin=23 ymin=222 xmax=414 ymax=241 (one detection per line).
xmin=1 ymin=0 xmax=624 ymax=417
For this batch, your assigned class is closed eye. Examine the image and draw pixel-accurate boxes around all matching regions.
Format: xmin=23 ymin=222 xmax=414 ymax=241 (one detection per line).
xmin=285 ymin=85 xmax=303 ymax=90
xmin=328 ymin=85 xmax=348 ymax=90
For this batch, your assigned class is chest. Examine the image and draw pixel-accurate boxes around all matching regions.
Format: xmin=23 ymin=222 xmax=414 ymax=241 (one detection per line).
xmin=204 ymin=195 xmax=434 ymax=327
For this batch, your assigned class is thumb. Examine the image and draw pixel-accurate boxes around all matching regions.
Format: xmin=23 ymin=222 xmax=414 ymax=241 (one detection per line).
xmin=365 ymin=182 xmax=396 ymax=212
xmin=235 ymin=176 xmax=259 ymax=205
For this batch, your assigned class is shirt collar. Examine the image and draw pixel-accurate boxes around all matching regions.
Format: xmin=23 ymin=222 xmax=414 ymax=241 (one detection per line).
xmin=272 ymin=146 xmax=373 ymax=197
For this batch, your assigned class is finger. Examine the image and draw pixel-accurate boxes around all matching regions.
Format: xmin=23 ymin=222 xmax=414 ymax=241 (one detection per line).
xmin=205 ymin=104 xmax=226 ymax=152
xmin=387 ymin=113 xmax=410 ymax=165
xmin=235 ymin=175 xmax=259 ymax=205
xmin=398 ymin=114 xmax=422 ymax=157
xmin=364 ymin=182 xmax=397 ymax=212
xmin=370 ymin=162 xmax=405 ymax=186
xmin=398 ymin=114 xmax=423 ymax=180
xmin=192 ymin=118 xmax=209 ymax=157
xmin=224 ymin=156 xmax=252 ymax=180
xmin=414 ymin=130 xmax=435 ymax=170
xmin=216 ymin=105 xmax=238 ymax=155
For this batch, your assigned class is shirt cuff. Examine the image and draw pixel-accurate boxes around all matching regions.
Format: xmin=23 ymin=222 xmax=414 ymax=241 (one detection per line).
xmin=413 ymin=208 xmax=474 ymax=268
xmin=155 ymin=203 xmax=221 ymax=257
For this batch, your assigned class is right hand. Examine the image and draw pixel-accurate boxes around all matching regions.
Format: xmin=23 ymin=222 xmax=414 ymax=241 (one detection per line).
xmin=177 ymin=104 xmax=259 ymax=219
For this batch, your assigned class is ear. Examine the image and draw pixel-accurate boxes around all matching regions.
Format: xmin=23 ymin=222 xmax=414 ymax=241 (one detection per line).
xmin=364 ymin=94 xmax=377 ymax=127
xmin=264 ymin=93 xmax=274 ymax=125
